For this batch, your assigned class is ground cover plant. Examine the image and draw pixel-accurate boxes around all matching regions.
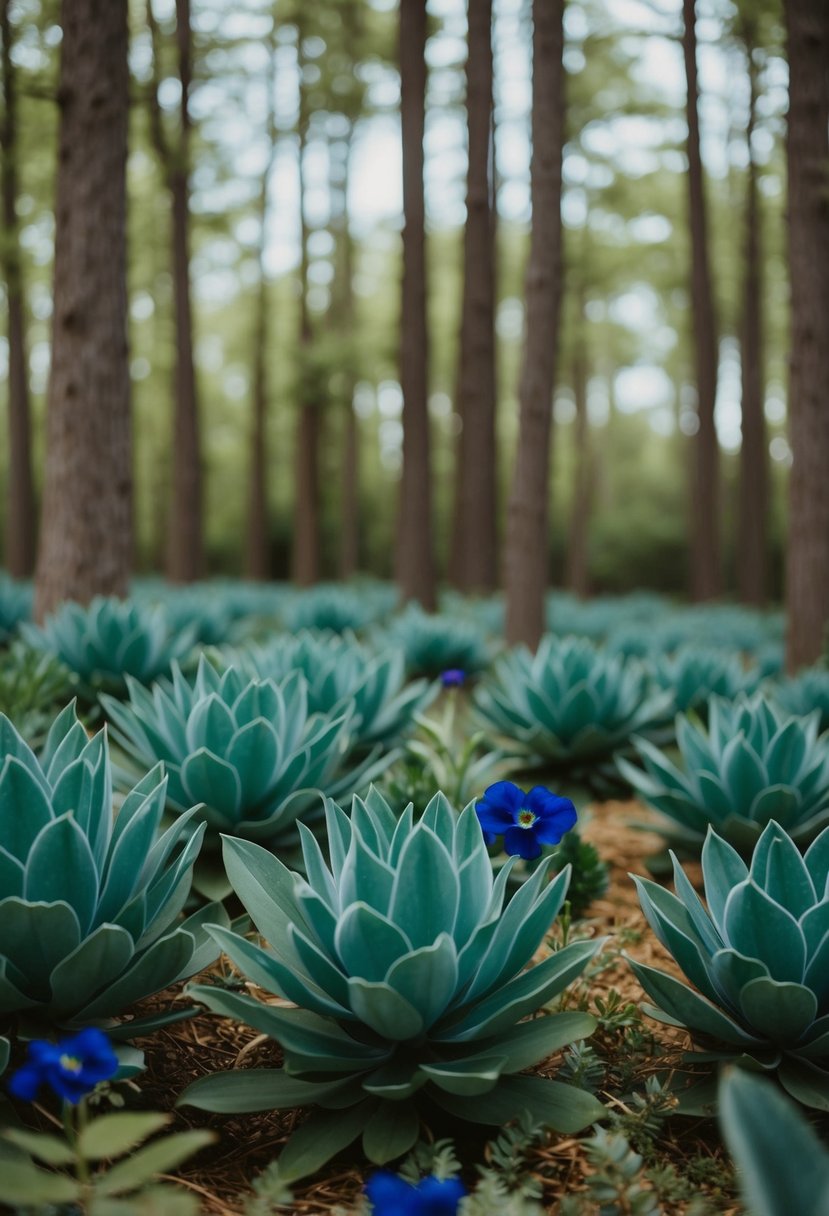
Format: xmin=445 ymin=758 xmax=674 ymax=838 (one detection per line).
xmin=0 ymin=582 xmax=827 ymax=1215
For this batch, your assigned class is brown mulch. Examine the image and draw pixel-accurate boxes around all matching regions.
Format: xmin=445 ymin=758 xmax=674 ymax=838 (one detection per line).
xmin=111 ymin=802 xmax=737 ymax=1213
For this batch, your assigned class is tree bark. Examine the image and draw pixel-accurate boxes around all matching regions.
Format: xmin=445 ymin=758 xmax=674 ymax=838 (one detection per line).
xmin=566 ymin=318 xmax=591 ymax=598
xmin=396 ymin=0 xmax=436 ymax=609
xmin=784 ymin=0 xmax=829 ymax=669
xmin=148 ymin=0 xmax=203 ymax=583
xmin=737 ymin=32 xmax=768 ymax=607
xmin=332 ymin=127 xmax=360 ymax=580
xmin=451 ymin=0 xmax=497 ymax=593
xmin=504 ymin=0 xmax=564 ymax=648
xmin=1 ymin=0 xmax=36 ymax=577
xmin=683 ymin=0 xmax=722 ymax=601
xmin=34 ymin=0 xmax=131 ymax=619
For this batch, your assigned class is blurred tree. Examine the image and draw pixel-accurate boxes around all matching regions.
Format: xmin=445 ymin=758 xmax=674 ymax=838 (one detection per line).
xmin=683 ymin=0 xmax=721 ymax=601
xmin=505 ymin=0 xmax=564 ymax=647
xmin=566 ymin=285 xmax=591 ymax=598
xmin=0 ymin=0 xmax=35 ymax=576
xmin=147 ymin=0 xmax=204 ymax=583
xmin=396 ymin=0 xmax=436 ymax=609
xmin=451 ymin=0 xmax=497 ymax=593
xmin=784 ymin=0 xmax=829 ymax=668
xmin=34 ymin=0 xmax=131 ymax=618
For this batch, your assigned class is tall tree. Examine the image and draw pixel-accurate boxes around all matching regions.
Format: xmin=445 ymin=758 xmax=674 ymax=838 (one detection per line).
xmin=682 ymin=0 xmax=722 ymax=601
xmin=736 ymin=18 xmax=769 ymax=606
xmin=0 ymin=0 xmax=36 ymax=576
xmin=504 ymin=0 xmax=565 ymax=647
xmin=147 ymin=0 xmax=203 ymax=582
xmin=451 ymin=0 xmax=497 ymax=593
xmin=566 ymin=292 xmax=592 ymax=598
xmin=396 ymin=0 xmax=436 ymax=609
xmin=34 ymin=0 xmax=131 ymax=618
xmin=784 ymin=0 xmax=829 ymax=669
xmin=245 ymin=15 xmax=278 ymax=581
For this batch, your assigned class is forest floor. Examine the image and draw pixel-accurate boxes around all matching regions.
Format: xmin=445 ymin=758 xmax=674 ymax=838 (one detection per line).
xmin=121 ymin=801 xmax=752 ymax=1215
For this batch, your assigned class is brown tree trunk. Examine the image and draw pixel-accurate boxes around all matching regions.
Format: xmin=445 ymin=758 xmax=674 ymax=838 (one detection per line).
xmin=683 ymin=0 xmax=721 ymax=602
xmin=148 ymin=0 xmax=203 ymax=583
xmin=396 ymin=0 xmax=436 ymax=610
xmin=1 ymin=0 xmax=36 ymax=577
xmin=34 ymin=0 xmax=131 ymax=619
xmin=504 ymin=0 xmax=564 ymax=648
xmin=566 ymin=317 xmax=591 ymax=598
xmin=332 ymin=128 xmax=360 ymax=580
xmin=245 ymin=20 xmax=277 ymax=581
xmin=451 ymin=0 xmax=497 ymax=593
xmin=784 ymin=0 xmax=829 ymax=670
xmin=737 ymin=34 xmax=768 ymax=607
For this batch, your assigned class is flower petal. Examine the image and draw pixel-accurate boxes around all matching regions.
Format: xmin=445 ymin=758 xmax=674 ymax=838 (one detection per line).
xmin=503 ymin=825 xmax=542 ymax=860
xmin=415 ymin=1175 xmax=467 ymax=1214
xmin=475 ymin=802 xmax=515 ymax=835
xmin=479 ymin=781 xmax=525 ymax=813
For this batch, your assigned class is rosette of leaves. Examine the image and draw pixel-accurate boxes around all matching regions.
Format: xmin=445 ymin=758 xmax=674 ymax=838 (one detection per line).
xmin=630 ymin=820 xmax=829 ymax=1110
xmin=618 ymin=694 xmax=829 ymax=854
xmin=22 ymin=596 xmax=195 ymax=700
xmin=0 ymin=574 xmax=32 ymax=643
xmin=474 ymin=637 xmax=670 ymax=788
xmin=180 ymin=790 xmax=606 ymax=1181
xmin=285 ymin=583 xmax=396 ymax=634
xmin=770 ymin=668 xmax=829 ymax=736
xmin=0 ymin=642 xmax=75 ymax=748
xmin=0 ymin=706 xmax=224 ymax=1031
xmin=101 ymin=657 xmax=392 ymax=882
xmin=233 ymin=631 xmax=433 ymax=752
xmin=382 ymin=604 xmax=492 ymax=679
xmin=650 ymin=645 xmax=759 ymax=721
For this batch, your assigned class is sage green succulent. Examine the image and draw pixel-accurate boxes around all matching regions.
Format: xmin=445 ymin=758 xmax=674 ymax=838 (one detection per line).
xmin=650 ymin=646 xmax=759 ymax=720
xmin=771 ymin=668 xmax=829 ymax=736
xmin=0 ymin=706 xmax=224 ymax=1031
xmin=382 ymin=604 xmax=492 ymax=678
xmin=0 ymin=575 xmax=32 ymax=643
xmin=631 ymin=820 xmax=829 ymax=1110
xmin=619 ymin=693 xmax=829 ymax=854
xmin=0 ymin=642 xmax=75 ymax=748
xmin=180 ymin=789 xmax=605 ymax=1181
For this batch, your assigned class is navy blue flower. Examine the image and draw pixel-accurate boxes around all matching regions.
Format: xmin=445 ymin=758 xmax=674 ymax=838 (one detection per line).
xmin=475 ymin=781 xmax=577 ymax=860
xmin=440 ymin=668 xmax=466 ymax=688
xmin=365 ymin=1170 xmax=467 ymax=1215
xmin=8 ymin=1028 xmax=118 ymax=1105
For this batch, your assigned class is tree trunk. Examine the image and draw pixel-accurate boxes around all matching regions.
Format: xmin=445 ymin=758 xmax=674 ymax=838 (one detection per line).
xmin=566 ymin=320 xmax=591 ymax=598
xmin=332 ymin=128 xmax=360 ymax=580
xmin=245 ymin=20 xmax=277 ymax=581
xmin=147 ymin=0 xmax=203 ymax=583
xmin=737 ymin=34 xmax=768 ymax=607
xmin=396 ymin=0 xmax=436 ymax=609
xmin=451 ymin=0 xmax=497 ymax=593
xmin=784 ymin=0 xmax=829 ymax=670
xmin=0 ymin=0 xmax=36 ymax=577
xmin=683 ymin=0 xmax=722 ymax=601
xmin=504 ymin=0 xmax=564 ymax=648
xmin=34 ymin=0 xmax=131 ymax=619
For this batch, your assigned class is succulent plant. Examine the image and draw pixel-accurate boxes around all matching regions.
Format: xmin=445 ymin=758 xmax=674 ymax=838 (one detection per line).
xmin=0 ymin=642 xmax=75 ymax=748
xmin=382 ymin=605 xmax=492 ymax=679
xmin=22 ymin=597 xmax=195 ymax=699
xmin=619 ymin=693 xmax=829 ymax=854
xmin=0 ymin=575 xmax=32 ymax=643
xmin=474 ymin=637 xmax=670 ymax=785
xmin=284 ymin=583 xmax=396 ymax=635
xmin=232 ymin=632 xmax=433 ymax=752
xmin=770 ymin=668 xmax=829 ymax=736
xmin=0 ymin=706 xmax=224 ymax=1032
xmin=180 ymin=790 xmax=606 ymax=1180
xmin=649 ymin=646 xmax=759 ymax=720
xmin=101 ymin=657 xmax=392 ymax=858
xmin=630 ymin=820 xmax=829 ymax=1110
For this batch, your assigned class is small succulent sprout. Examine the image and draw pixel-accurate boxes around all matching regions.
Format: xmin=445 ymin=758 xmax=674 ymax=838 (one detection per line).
xmin=382 ymin=604 xmax=492 ymax=679
xmin=0 ymin=706 xmax=224 ymax=1028
xmin=649 ymin=645 xmax=759 ymax=720
xmin=619 ymin=692 xmax=829 ymax=854
xmin=474 ymin=636 xmax=671 ymax=779
xmin=8 ymin=1028 xmax=118 ymax=1105
xmin=22 ymin=596 xmax=195 ymax=698
xmin=630 ymin=819 xmax=829 ymax=1110
xmin=180 ymin=789 xmax=606 ymax=1180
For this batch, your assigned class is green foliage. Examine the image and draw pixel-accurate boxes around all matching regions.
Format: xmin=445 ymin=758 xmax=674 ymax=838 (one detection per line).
xmin=381 ymin=605 xmax=493 ymax=678
xmin=631 ymin=819 xmax=829 ymax=1109
xmin=770 ymin=667 xmax=829 ymax=735
xmin=22 ymin=597 xmax=195 ymax=699
xmin=550 ymin=831 xmax=609 ymax=919
xmin=0 ymin=641 xmax=75 ymax=747
xmin=0 ymin=576 xmax=32 ymax=644
xmin=0 ymin=705 xmax=224 ymax=1027
xmin=284 ymin=584 xmax=397 ymax=634
xmin=0 ymin=1108 xmax=213 ymax=1214
xmin=179 ymin=789 xmax=606 ymax=1179
xmin=474 ymin=637 xmax=670 ymax=785
xmin=650 ymin=645 xmax=760 ymax=720
xmin=563 ymin=1128 xmax=660 ymax=1216
xmin=619 ymin=693 xmax=829 ymax=853
xmin=718 ymin=1068 xmax=829 ymax=1216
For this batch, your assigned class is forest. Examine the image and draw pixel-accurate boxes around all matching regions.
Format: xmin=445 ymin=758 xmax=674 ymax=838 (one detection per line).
xmin=1 ymin=0 xmax=829 ymax=1214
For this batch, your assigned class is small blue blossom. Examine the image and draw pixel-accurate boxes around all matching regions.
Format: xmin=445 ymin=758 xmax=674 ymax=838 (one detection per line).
xmin=476 ymin=780 xmax=577 ymax=860
xmin=440 ymin=668 xmax=466 ymax=688
xmin=365 ymin=1170 xmax=467 ymax=1215
xmin=8 ymin=1028 xmax=118 ymax=1105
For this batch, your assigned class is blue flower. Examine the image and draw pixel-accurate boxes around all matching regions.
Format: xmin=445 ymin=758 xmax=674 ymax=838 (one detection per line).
xmin=440 ymin=668 xmax=466 ymax=688
xmin=365 ymin=1170 xmax=467 ymax=1215
xmin=475 ymin=781 xmax=577 ymax=860
xmin=8 ymin=1028 xmax=118 ymax=1105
